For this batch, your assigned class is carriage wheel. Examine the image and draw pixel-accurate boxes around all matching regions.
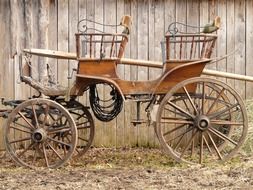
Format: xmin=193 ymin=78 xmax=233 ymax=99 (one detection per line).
xmin=155 ymin=77 xmax=248 ymax=164
xmin=57 ymin=99 xmax=95 ymax=157
xmin=4 ymin=98 xmax=77 ymax=169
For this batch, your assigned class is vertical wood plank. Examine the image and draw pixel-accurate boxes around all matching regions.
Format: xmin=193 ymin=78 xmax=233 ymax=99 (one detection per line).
xmin=93 ymin=0 xmax=104 ymax=147
xmin=208 ymin=0 xmax=218 ymax=70
xmin=68 ymin=0 xmax=79 ymax=86
xmin=234 ymin=0 xmax=246 ymax=99
xmin=130 ymin=0 xmax=139 ymax=146
xmin=123 ymin=0 xmax=136 ymax=147
xmin=245 ymin=0 xmax=253 ymax=98
xmin=57 ymin=0 xmax=69 ymax=87
xmin=38 ymin=0 xmax=50 ymax=84
xmin=150 ymin=0 xmax=166 ymax=147
xmin=0 ymin=0 xmax=12 ymax=150
xmin=48 ymin=0 xmax=58 ymax=81
xmin=104 ymin=0 xmax=117 ymax=147
xmin=176 ymin=0 xmax=187 ymax=32
xmin=216 ymin=0 xmax=227 ymax=83
xmin=216 ymin=0 xmax=227 ymax=77
xmin=115 ymin=0 xmax=126 ymax=148
xmin=136 ymin=0 xmax=149 ymax=147
xmin=226 ymin=0 xmax=235 ymax=90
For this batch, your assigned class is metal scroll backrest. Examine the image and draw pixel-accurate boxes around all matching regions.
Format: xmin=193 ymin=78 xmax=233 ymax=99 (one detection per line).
xmin=165 ymin=34 xmax=217 ymax=61
xmin=164 ymin=16 xmax=220 ymax=61
xmin=76 ymin=15 xmax=131 ymax=59
xmin=76 ymin=33 xmax=128 ymax=59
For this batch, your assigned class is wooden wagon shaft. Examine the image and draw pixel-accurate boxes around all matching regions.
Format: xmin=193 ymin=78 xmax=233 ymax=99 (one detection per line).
xmin=119 ymin=58 xmax=253 ymax=82
xmin=23 ymin=48 xmax=253 ymax=82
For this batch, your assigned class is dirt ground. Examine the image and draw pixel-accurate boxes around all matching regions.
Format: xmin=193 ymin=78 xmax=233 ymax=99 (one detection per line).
xmin=0 ymin=147 xmax=253 ymax=190
xmin=1 ymin=101 xmax=253 ymax=190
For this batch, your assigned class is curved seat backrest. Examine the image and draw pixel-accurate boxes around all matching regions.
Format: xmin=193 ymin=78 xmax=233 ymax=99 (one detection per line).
xmin=76 ymin=15 xmax=132 ymax=60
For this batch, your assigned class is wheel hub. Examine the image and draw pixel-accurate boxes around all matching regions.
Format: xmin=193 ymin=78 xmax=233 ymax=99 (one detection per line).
xmin=195 ymin=115 xmax=210 ymax=131
xmin=32 ymin=128 xmax=47 ymax=143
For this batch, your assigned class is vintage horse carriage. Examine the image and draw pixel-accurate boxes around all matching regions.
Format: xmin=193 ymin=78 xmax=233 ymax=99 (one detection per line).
xmin=0 ymin=16 xmax=248 ymax=168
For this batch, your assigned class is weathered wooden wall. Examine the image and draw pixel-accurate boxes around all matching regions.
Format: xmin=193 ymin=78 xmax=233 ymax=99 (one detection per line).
xmin=0 ymin=0 xmax=252 ymax=148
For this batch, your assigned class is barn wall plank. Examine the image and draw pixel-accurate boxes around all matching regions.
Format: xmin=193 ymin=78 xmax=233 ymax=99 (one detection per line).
xmin=226 ymin=0 xmax=235 ymax=90
xmin=0 ymin=0 xmax=12 ymax=150
xmin=216 ymin=0 xmax=227 ymax=83
xmin=116 ymin=0 xmax=126 ymax=148
xmin=104 ymin=0 xmax=117 ymax=147
xmin=234 ymin=0 xmax=246 ymax=99
xmin=246 ymin=0 xmax=253 ymax=98
xmin=92 ymin=0 xmax=104 ymax=147
xmin=57 ymin=0 xmax=69 ymax=87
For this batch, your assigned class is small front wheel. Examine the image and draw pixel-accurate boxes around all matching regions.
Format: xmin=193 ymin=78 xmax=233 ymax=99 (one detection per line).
xmin=4 ymin=98 xmax=77 ymax=169
xmin=155 ymin=77 xmax=248 ymax=164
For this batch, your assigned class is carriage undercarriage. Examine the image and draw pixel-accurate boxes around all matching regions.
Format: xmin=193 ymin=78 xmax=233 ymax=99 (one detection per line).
xmin=0 ymin=16 xmax=248 ymax=169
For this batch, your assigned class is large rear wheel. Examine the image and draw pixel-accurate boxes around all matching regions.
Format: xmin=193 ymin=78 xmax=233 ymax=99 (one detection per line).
xmin=155 ymin=77 xmax=248 ymax=164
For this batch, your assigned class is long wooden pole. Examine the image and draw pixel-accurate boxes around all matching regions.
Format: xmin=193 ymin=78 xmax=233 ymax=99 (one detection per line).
xmin=120 ymin=58 xmax=253 ymax=82
xmin=22 ymin=49 xmax=253 ymax=82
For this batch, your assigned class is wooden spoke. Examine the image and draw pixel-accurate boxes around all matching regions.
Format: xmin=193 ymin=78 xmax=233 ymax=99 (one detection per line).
xmin=18 ymin=142 xmax=36 ymax=157
xmin=10 ymin=125 xmax=32 ymax=134
xmin=47 ymin=137 xmax=72 ymax=148
xmin=167 ymin=126 xmax=194 ymax=144
xmin=18 ymin=111 xmax=35 ymax=129
xmin=163 ymin=123 xmax=188 ymax=137
xmin=199 ymin=132 xmax=204 ymax=164
xmin=210 ymin=120 xmax=243 ymax=126
xmin=48 ymin=127 xmax=71 ymax=134
xmin=206 ymin=88 xmax=225 ymax=115
xmin=42 ymin=143 xmax=49 ymax=167
xmin=168 ymin=101 xmax=194 ymax=118
xmin=207 ymin=131 xmax=223 ymax=160
xmin=9 ymin=137 xmax=31 ymax=144
xmin=160 ymin=117 xmax=193 ymax=125
xmin=183 ymin=86 xmax=198 ymax=114
xmin=46 ymin=142 xmax=63 ymax=160
xmin=78 ymin=137 xmax=89 ymax=143
xmin=208 ymin=127 xmax=238 ymax=146
xmin=13 ymin=122 xmax=32 ymax=131
xmin=164 ymin=107 xmax=190 ymax=118
xmin=201 ymin=82 xmax=205 ymax=114
xmin=208 ymin=103 xmax=239 ymax=119
xmin=180 ymin=130 xmax=198 ymax=159
xmin=32 ymin=143 xmax=39 ymax=164
xmin=32 ymin=104 xmax=39 ymax=128
xmin=182 ymin=98 xmax=192 ymax=113
xmin=77 ymin=125 xmax=91 ymax=130
xmin=75 ymin=112 xmax=86 ymax=121
xmin=42 ymin=104 xmax=50 ymax=128
xmin=76 ymin=121 xmax=89 ymax=126
xmin=203 ymin=135 xmax=212 ymax=153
